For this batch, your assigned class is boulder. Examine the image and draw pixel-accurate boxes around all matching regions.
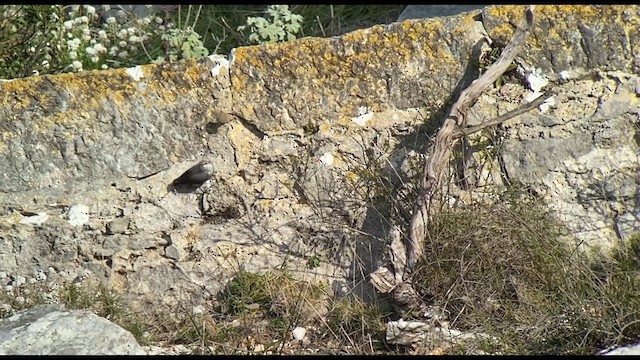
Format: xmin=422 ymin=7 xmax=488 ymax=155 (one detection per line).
xmin=0 ymin=304 xmax=145 ymax=355
xmin=602 ymin=342 xmax=640 ymax=355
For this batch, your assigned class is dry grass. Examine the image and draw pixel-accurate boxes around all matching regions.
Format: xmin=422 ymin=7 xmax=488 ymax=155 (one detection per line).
xmin=2 ymin=191 xmax=639 ymax=355
xmin=410 ymin=186 xmax=640 ymax=354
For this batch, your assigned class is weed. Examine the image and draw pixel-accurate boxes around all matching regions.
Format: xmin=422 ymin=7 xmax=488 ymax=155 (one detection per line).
xmin=479 ymin=44 xmax=519 ymax=88
xmin=221 ymin=271 xmax=271 ymax=315
xmin=236 ymin=5 xmax=304 ymax=45
xmin=307 ymin=255 xmax=321 ymax=269
xmin=324 ymin=297 xmax=387 ymax=352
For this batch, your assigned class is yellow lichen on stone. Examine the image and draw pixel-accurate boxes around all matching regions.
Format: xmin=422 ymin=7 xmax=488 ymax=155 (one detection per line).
xmin=0 ymin=130 xmax=17 ymax=152
xmin=487 ymin=5 xmax=640 ymax=47
xmin=0 ymin=59 xmax=221 ymax=139
xmin=232 ymin=14 xmax=463 ymax=92
xmin=0 ymin=71 xmax=136 ymax=136
xmin=484 ymin=5 xmax=526 ymax=41
xmin=225 ymin=121 xmax=257 ymax=169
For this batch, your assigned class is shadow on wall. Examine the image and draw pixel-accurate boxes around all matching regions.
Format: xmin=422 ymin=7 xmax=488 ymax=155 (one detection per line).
xmin=335 ymin=33 xmax=489 ymax=303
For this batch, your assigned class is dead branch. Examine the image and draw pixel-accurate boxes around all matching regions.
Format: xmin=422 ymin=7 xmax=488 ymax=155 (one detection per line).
xmin=455 ymin=91 xmax=553 ymax=138
xmin=406 ymin=5 xmax=537 ymax=272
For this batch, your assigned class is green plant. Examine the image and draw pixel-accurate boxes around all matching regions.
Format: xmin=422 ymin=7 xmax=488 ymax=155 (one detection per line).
xmin=236 ymin=5 xmax=304 ymax=44
xmin=0 ymin=5 xmax=213 ymax=79
xmin=307 ymin=255 xmax=321 ymax=269
xmin=479 ymin=45 xmax=518 ymax=88
xmin=0 ymin=5 xmax=64 ymax=78
xmin=158 ymin=5 xmax=209 ymax=62
xmin=1 ymin=5 xmax=405 ymax=79
xmin=160 ymin=27 xmax=208 ymax=62
xmin=221 ymin=271 xmax=271 ymax=315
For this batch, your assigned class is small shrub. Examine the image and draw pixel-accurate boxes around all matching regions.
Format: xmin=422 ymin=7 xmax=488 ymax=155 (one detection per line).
xmin=220 ymin=270 xmax=327 ymax=321
xmin=236 ymin=5 xmax=304 ymax=44
xmin=221 ymin=271 xmax=271 ymax=315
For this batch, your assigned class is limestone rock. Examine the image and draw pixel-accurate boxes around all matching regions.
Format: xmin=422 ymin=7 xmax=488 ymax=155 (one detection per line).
xmin=603 ymin=342 xmax=640 ymax=355
xmin=230 ymin=9 xmax=489 ymax=133
xmin=397 ymin=5 xmax=486 ymax=21
xmin=482 ymin=5 xmax=640 ymax=74
xmin=0 ymin=304 xmax=145 ymax=355
xmin=106 ymin=217 xmax=130 ymax=235
xmin=386 ymin=318 xmax=493 ymax=349
xmin=0 ymin=5 xmax=638 ymax=340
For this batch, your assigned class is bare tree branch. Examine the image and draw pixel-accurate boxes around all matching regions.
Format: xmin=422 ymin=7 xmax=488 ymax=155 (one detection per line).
xmin=455 ymin=91 xmax=553 ymax=138
xmin=405 ymin=5 xmax=537 ymax=272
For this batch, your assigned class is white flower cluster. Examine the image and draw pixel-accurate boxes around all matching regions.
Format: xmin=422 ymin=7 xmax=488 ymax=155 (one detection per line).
xmin=53 ymin=5 xmax=168 ymax=72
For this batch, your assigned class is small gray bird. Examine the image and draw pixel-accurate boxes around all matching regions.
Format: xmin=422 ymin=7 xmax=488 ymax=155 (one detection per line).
xmin=171 ymin=161 xmax=214 ymax=186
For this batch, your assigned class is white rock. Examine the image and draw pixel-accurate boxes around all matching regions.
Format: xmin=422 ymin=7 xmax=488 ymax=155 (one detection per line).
xmin=559 ymin=70 xmax=571 ymax=81
xmin=603 ymin=342 xmax=640 ymax=355
xmin=209 ymin=55 xmax=229 ymax=77
xmin=539 ymin=96 xmax=556 ymax=113
xmin=319 ymin=152 xmax=334 ymax=166
xmin=292 ymin=326 xmax=306 ymax=341
xmin=13 ymin=276 xmax=26 ymax=287
xmin=0 ymin=304 xmax=146 ymax=355
xmin=526 ymin=68 xmax=549 ymax=93
xmin=67 ymin=205 xmax=90 ymax=227
xmin=19 ymin=212 xmax=49 ymax=225
xmin=125 ymin=65 xmax=144 ymax=81
xmin=352 ymin=106 xmax=374 ymax=126
xmin=192 ymin=305 xmax=205 ymax=315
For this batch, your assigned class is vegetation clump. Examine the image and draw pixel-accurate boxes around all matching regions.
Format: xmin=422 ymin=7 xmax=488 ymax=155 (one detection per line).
xmin=411 ymin=187 xmax=640 ymax=355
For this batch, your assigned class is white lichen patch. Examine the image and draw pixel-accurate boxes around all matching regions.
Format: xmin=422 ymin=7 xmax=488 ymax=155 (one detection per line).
xmin=228 ymin=49 xmax=237 ymax=67
xmin=523 ymin=68 xmax=554 ymax=113
xmin=319 ymin=152 xmax=334 ymax=166
xmin=352 ymin=106 xmax=373 ymax=126
xmin=526 ymin=68 xmax=549 ymax=93
xmin=67 ymin=204 xmax=90 ymax=227
xmin=209 ymin=55 xmax=230 ymax=77
xmin=539 ymin=96 xmax=556 ymax=113
xmin=125 ymin=65 xmax=144 ymax=81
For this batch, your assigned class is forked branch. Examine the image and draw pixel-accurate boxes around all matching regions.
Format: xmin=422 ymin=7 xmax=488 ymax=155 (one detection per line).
xmin=406 ymin=5 xmax=537 ymax=272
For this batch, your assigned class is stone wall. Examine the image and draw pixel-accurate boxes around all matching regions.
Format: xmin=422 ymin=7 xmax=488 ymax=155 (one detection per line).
xmin=0 ymin=5 xmax=638 ymax=311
